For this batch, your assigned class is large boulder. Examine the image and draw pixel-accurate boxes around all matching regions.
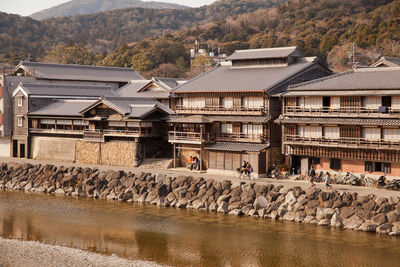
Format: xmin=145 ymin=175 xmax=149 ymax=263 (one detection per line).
xmin=343 ymin=215 xmax=364 ymax=230
xmin=217 ymin=201 xmax=229 ymax=213
xmin=317 ymin=219 xmax=330 ymax=226
xmin=282 ymin=211 xmax=295 ymax=222
xmin=294 ymin=211 xmax=306 ymax=223
xmin=217 ymin=194 xmax=231 ymax=206
xmin=371 ymin=213 xmax=388 ymax=225
xmin=316 ymin=208 xmax=334 ymax=221
xmin=376 ymin=223 xmax=393 ymax=234
xmin=340 ymin=207 xmax=355 ymax=220
xmin=192 ymin=199 xmax=205 ymax=210
xmin=330 ymin=213 xmax=343 ymax=227
xmin=285 ymin=191 xmax=297 ymax=205
xmin=253 ymin=195 xmax=268 ymax=210
xmin=358 ymin=221 xmax=377 ymax=232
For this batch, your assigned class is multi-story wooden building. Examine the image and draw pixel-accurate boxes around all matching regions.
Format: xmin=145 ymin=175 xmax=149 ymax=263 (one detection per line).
xmin=278 ymin=67 xmax=400 ymax=177
xmin=169 ymin=46 xmax=331 ymax=176
xmin=2 ymin=61 xmax=144 ymax=157
xmin=12 ymin=82 xmax=173 ymax=166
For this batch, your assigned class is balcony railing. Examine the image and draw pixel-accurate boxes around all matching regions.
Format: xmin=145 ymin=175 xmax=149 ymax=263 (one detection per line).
xmin=30 ymin=128 xmax=84 ymax=135
xmin=284 ymin=106 xmax=400 ymax=117
xmin=84 ymin=129 xmax=104 ymax=142
xmin=175 ymin=105 xmax=266 ymax=115
xmin=217 ymin=133 xmax=264 ymax=143
xmin=102 ymin=129 xmax=155 ymax=137
xmin=284 ymin=134 xmax=400 ymax=150
xmin=168 ymin=131 xmax=215 ymax=144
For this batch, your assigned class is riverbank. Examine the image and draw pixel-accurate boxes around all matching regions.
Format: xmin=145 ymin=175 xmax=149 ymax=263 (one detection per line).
xmin=1 ymin=161 xmax=400 ymax=236
xmin=0 ymin=237 xmax=163 ymax=267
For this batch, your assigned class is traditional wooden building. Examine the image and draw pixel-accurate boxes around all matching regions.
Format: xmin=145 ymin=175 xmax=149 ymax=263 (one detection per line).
xmin=278 ymin=67 xmax=400 ymax=177
xmin=11 ymin=82 xmax=173 ymax=166
xmin=1 ymin=61 xmax=144 ymax=157
xmin=169 ymin=46 xmax=331 ymax=177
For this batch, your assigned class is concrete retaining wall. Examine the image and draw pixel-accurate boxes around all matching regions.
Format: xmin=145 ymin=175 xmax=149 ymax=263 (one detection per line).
xmin=31 ymin=137 xmax=77 ymax=162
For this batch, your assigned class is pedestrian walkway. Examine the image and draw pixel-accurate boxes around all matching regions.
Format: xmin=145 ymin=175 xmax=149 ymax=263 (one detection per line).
xmin=1 ymin=157 xmax=400 ymax=198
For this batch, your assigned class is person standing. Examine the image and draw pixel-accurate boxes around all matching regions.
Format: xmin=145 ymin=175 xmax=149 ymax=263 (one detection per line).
xmin=309 ymin=166 xmax=316 ymax=186
xmin=325 ymin=172 xmax=332 ymax=189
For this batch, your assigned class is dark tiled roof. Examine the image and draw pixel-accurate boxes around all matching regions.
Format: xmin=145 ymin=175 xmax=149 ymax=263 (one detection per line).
xmin=174 ymin=57 xmax=318 ymax=93
xmin=153 ymin=77 xmax=186 ymax=89
xmin=13 ymin=61 xmax=144 ymax=82
xmin=168 ymin=115 xmax=213 ymax=123
xmin=276 ymin=116 xmax=400 ymax=126
xmin=205 ymin=142 xmax=270 ymax=152
xmin=208 ymin=115 xmax=272 ymax=123
xmin=227 ymin=46 xmax=303 ymax=60
xmin=29 ymin=100 xmax=96 ymax=116
xmin=82 ymin=97 xmax=174 ymax=119
xmin=116 ymin=80 xmax=170 ymax=98
xmin=19 ymin=83 xmax=114 ymax=97
xmin=288 ymin=67 xmax=400 ymax=91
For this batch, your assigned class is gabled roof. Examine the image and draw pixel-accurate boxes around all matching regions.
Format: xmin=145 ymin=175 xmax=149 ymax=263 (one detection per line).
xmin=227 ymin=46 xmax=304 ymax=61
xmin=173 ymin=57 xmax=324 ymax=93
xmin=116 ymin=77 xmax=187 ymax=98
xmin=13 ymin=83 xmax=114 ymax=98
xmin=287 ymin=67 xmax=400 ymax=92
xmin=80 ymin=97 xmax=174 ymax=119
xmin=370 ymin=57 xmax=400 ymax=68
xmin=10 ymin=61 xmax=144 ymax=82
xmin=29 ymin=100 xmax=96 ymax=116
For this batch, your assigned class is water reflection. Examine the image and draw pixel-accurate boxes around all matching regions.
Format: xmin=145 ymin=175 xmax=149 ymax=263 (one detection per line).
xmin=0 ymin=191 xmax=399 ymax=266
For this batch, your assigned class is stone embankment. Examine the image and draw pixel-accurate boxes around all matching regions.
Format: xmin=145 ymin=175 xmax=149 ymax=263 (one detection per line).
xmin=1 ymin=162 xmax=400 ymax=236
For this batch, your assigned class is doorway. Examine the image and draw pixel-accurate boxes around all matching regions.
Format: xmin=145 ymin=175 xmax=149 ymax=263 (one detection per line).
xmin=12 ymin=140 xmax=18 ymax=157
xmin=323 ymin=97 xmax=330 ymax=111
xmin=19 ymin=143 xmax=25 ymax=158
xmin=382 ymin=96 xmax=391 ymax=108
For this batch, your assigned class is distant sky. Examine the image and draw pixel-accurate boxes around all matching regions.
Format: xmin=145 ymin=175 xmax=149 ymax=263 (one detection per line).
xmin=0 ymin=0 xmax=216 ymax=16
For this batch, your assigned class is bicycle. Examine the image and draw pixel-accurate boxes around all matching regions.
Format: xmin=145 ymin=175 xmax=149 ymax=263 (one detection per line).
xmin=234 ymin=169 xmax=256 ymax=181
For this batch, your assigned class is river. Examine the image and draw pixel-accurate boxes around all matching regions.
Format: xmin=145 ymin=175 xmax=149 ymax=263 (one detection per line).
xmin=0 ymin=191 xmax=399 ymax=266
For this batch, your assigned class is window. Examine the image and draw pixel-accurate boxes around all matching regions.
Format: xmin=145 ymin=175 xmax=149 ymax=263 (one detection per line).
xmin=243 ymin=97 xmax=263 ymax=108
xmin=362 ymin=128 xmax=381 ymax=140
xmin=384 ymin=163 xmax=391 ymax=174
xmin=383 ymin=128 xmax=400 ymax=141
xmin=365 ymin=162 xmax=373 ymax=172
xmin=299 ymin=126 xmax=322 ymax=138
xmin=18 ymin=97 xmax=23 ymax=107
xmin=242 ymin=124 xmax=263 ymax=135
xmin=311 ymin=158 xmax=320 ymax=165
xmin=221 ymin=123 xmax=232 ymax=134
xmin=17 ymin=117 xmax=23 ymax=127
xmin=304 ymin=96 xmax=322 ymax=109
xmin=362 ymin=96 xmax=381 ymax=109
xmin=374 ymin=162 xmax=382 ymax=172
xmin=330 ymin=159 xmax=341 ymax=170
xmin=324 ymin=127 xmax=340 ymax=139
xmin=222 ymin=97 xmax=233 ymax=109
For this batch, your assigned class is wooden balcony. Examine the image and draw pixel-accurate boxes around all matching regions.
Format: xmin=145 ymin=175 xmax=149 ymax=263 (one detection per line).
xmin=284 ymin=106 xmax=400 ymax=117
xmin=284 ymin=134 xmax=400 ymax=150
xmin=102 ymin=129 xmax=155 ymax=137
xmin=168 ymin=131 xmax=215 ymax=144
xmin=175 ymin=105 xmax=266 ymax=116
xmin=30 ymin=128 xmax=84 ymax=135
xmin=217 ymin=133 xmax=264 ymax=143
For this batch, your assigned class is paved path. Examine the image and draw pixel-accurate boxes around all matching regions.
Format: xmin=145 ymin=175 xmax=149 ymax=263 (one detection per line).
xmin=1 ymin=157 xmax=400 ymax=198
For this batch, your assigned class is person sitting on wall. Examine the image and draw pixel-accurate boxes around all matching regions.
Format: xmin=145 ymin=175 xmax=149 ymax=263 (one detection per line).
xmin=194 ymin=156 xmax=200 ymax=170
xmin=238 ymin=160 xmax=247 ymax=173
xmin=244 ymin=162 xmax=251 ymax=175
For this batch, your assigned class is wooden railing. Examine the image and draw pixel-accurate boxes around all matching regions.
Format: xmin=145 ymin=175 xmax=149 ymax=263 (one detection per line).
xmin=30 ymin=128 xmax=84 ymax=135
xmin=83 ymin=129 xmax=104 ymax=142
xmin=284 ymin=134 xmax=400 ymax=149
xmin=168 ymin=131 xmax=215 ymax=144
xmin=284 ymin=106 xmax=400 ymax=117
xmin=103 ymin=129 xmax=155 ymax=137
xmin=175 ymin=105 xmax=267 ymax=115
xmin=217 ymin=133 xmax=264 ymax=143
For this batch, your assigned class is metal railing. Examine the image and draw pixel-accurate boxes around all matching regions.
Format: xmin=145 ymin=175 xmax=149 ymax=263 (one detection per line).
xmin=284 ymin=106 xmax=400 ymax=116
xmin=284 ymin=134 xmax=400 ymax=148
xmin=217 ymin=133 xmax=264 ymax=142
xmin=168 ymin=131 xmax=215 ymax=143
xmin=175 ymin=105 xmax=266 ymax=115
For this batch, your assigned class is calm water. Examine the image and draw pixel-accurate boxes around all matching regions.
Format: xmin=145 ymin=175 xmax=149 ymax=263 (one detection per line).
xmin=0 ymin=191 xmax=399 ymax=267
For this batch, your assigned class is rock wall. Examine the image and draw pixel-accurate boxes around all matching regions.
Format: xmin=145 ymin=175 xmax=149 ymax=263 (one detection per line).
xmin=75 ymin=141 xmax=139 ymax=167
xmin=1 ymin=162 xmax=400 ymax=236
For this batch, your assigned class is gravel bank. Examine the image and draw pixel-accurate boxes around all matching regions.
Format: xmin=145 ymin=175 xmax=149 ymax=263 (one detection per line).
xmin=0 ymin=237 xmax=164 ymax=267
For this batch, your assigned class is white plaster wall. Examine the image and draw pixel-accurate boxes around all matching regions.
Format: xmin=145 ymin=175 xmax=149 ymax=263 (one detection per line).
xmin=31 ymin=136 xmax=77 ymax=162
xmin=0 ymin=137 xmax=10 ymax=157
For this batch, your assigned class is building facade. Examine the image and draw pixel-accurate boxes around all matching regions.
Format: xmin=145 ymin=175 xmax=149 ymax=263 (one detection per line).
xmin=278 ymin=67 xmax=400 ymax=177
xmin=169 ymin=46 xmax=331 ymax=177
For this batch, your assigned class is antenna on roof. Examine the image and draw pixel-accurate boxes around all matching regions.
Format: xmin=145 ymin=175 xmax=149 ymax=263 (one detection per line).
xmin=348 ymin=42 xmax=359 ymax=69
xmin=26 ymin=53 xmax=32 ymax=62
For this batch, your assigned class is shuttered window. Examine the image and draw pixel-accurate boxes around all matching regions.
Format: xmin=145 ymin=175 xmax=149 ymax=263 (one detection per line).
xmin=362 ymin=128 xmax=381 ymax=140
xmin=324 ymin=127 xmax=340 ymax=139
xmin=243 ymin=97 xmax=263 ymax=108
xmin=40 ymin=119 xmax=55 ymax=124
xmin=127 ymin=122 xmax=140 ymax=127
xmin=73 ymin=120 xmax=89 ymax=126
xmin=363 ymin=96 xmax=381 ymax=109
xmin=221 ymin=123 xmax=233 ymax=134
xmin=392 ymin=96 xmax=400 ymax=109
xmin=209 ymin=152 xmax=217 ymax=169
xmin=222 ymin=97 xmax=233 ymax=108
xmin=242 ymin=124 xmax=263 ymax=135
xmin=304 ymin=96 xmax=322 ymax=109
xmin=299 ymin=126 xmax=322 ymax=138
xmin=383 ymin=128 xmax=400 ymax=141
xmin=331 ymin=97 xmax=340 ymax=109
xmin=56 ymin=120 xmax=73 ymax=125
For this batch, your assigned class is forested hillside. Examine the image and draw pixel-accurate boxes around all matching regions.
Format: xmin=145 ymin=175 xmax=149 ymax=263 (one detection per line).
xmin=1 ymin=0 xmax=400 ymax=76
xmin=30 ymin=0 xmax=189 ymax=20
